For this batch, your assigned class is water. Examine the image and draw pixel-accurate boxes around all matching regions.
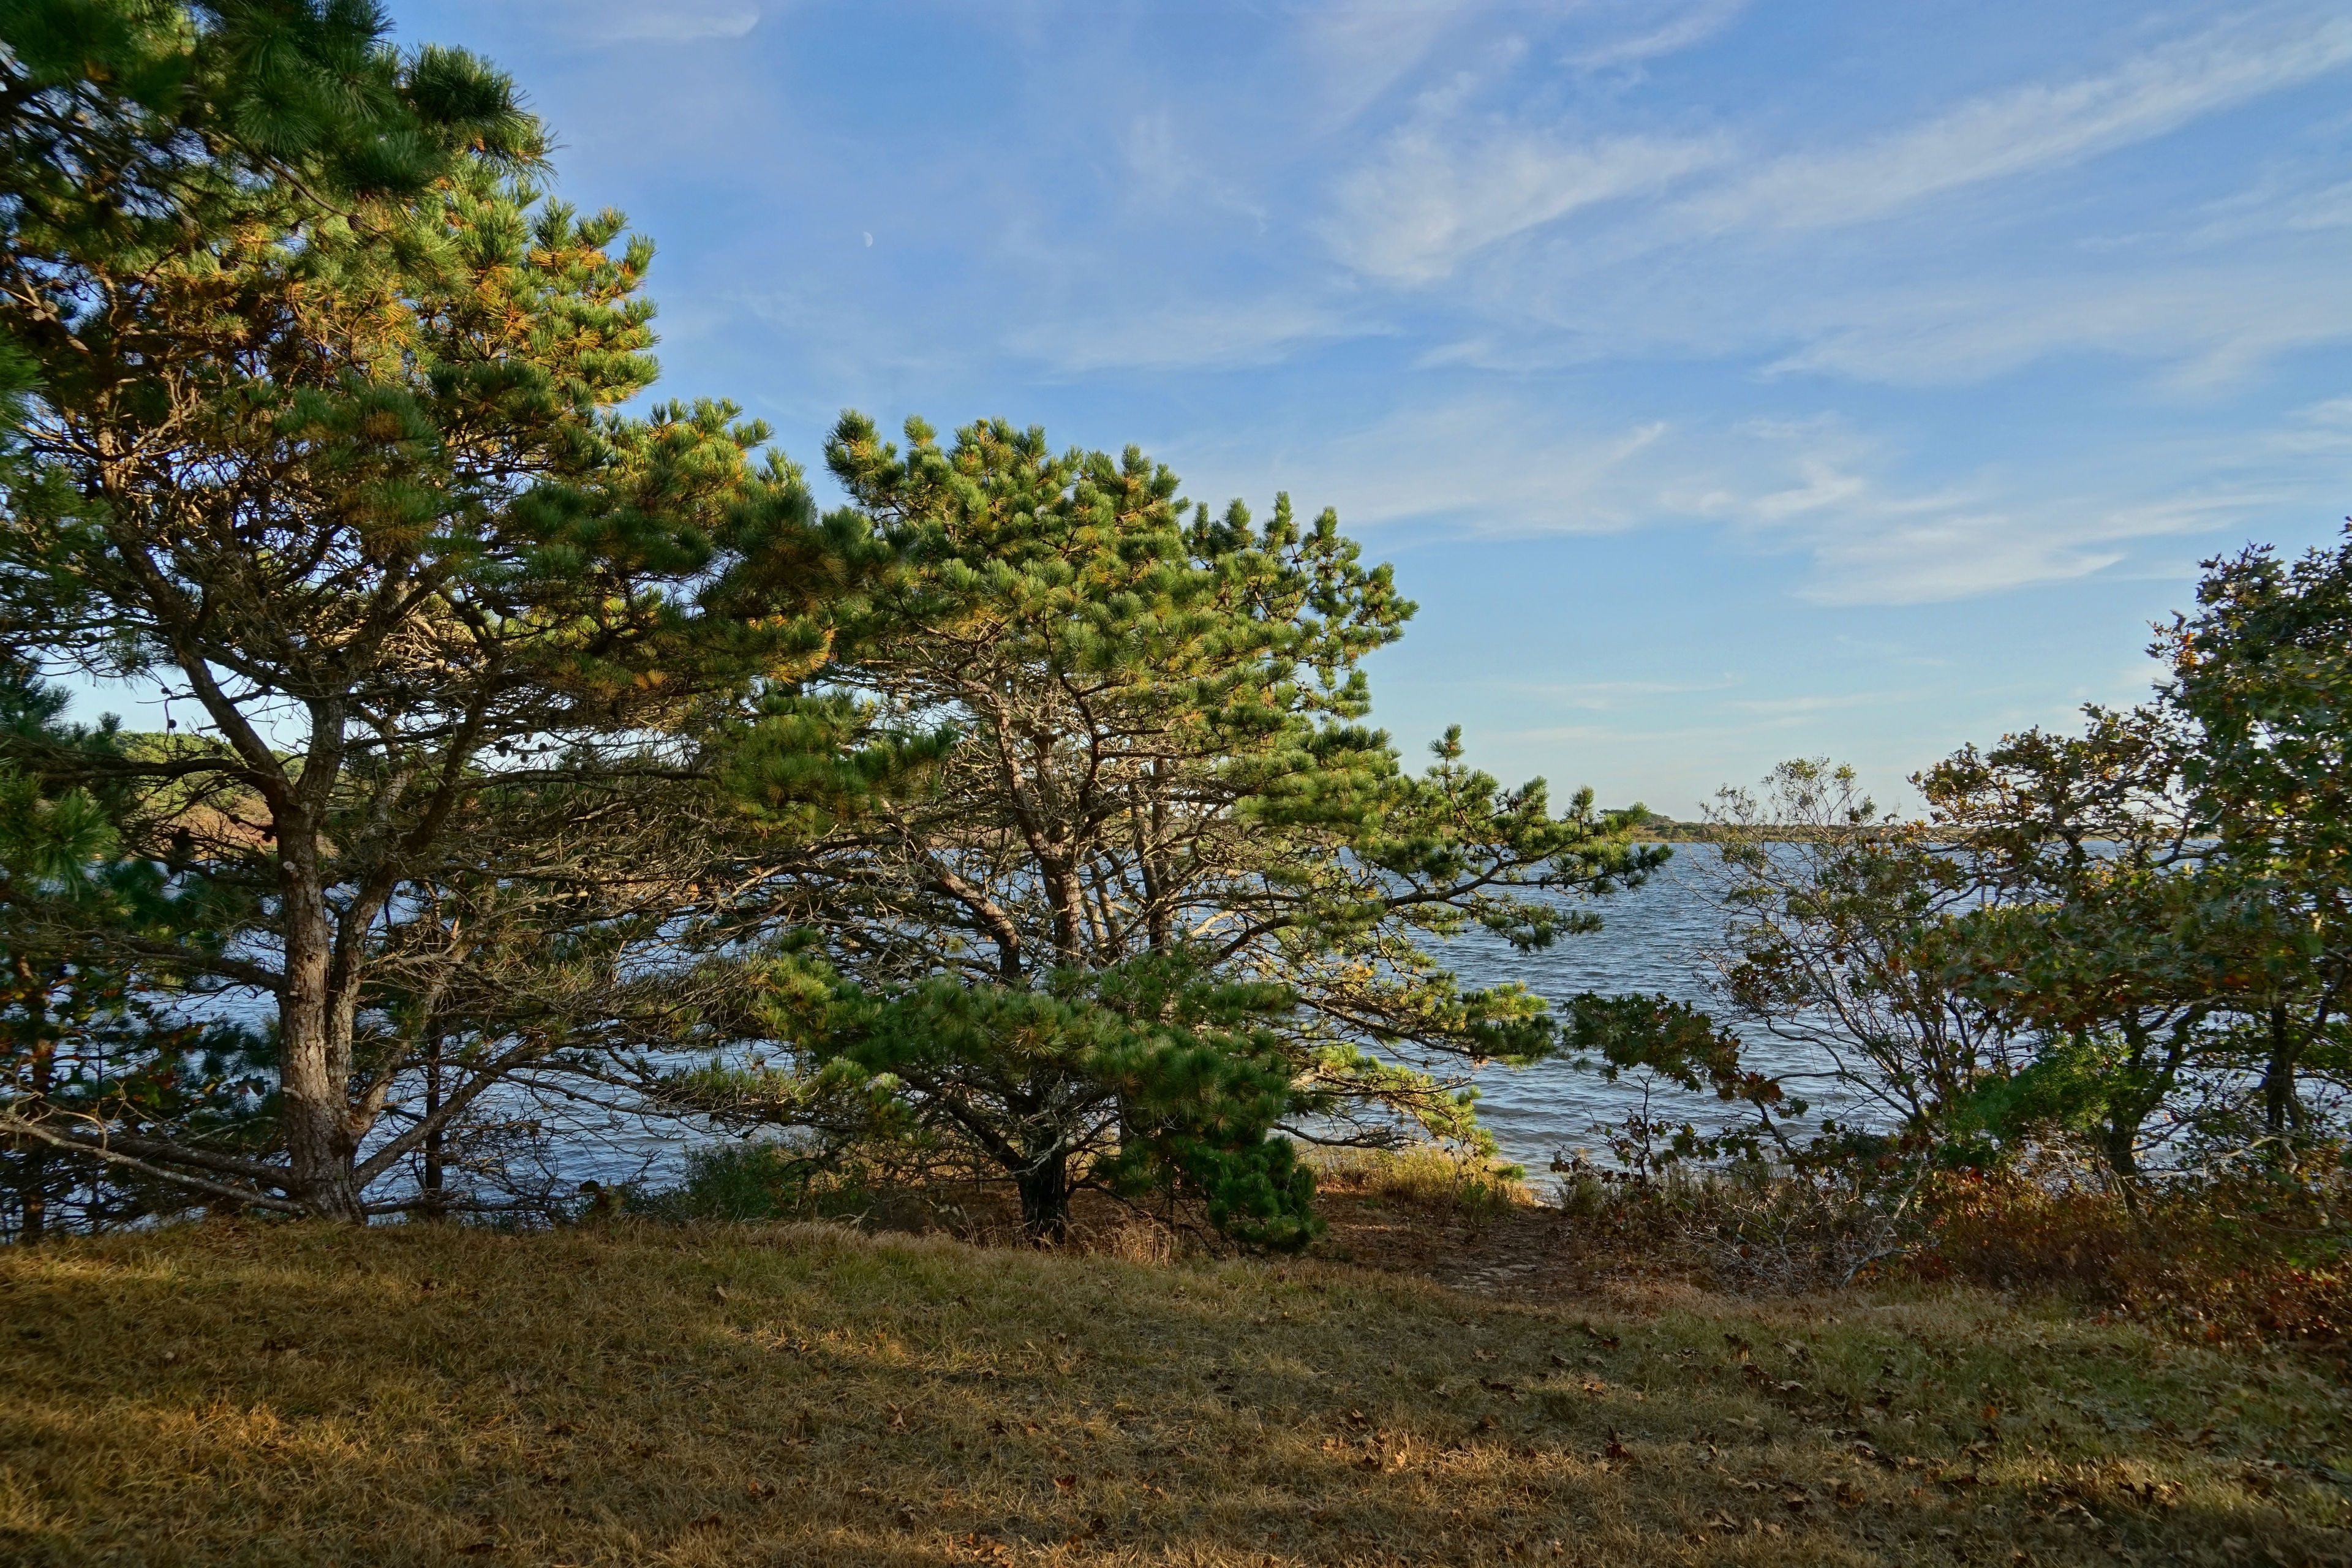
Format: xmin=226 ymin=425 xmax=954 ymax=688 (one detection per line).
xmin=170 ymin=846 xmax=1839 ymax=1206
xmin=1439 ymin=846 xmax=1847 ymax=1174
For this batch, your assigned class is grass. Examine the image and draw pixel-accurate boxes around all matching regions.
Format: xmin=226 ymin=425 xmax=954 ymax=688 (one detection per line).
xmin=3 ymin=1218 xmax=2350 ymax=1566
xmin=1309 ymin=1145 xmax=1536 ymax=1218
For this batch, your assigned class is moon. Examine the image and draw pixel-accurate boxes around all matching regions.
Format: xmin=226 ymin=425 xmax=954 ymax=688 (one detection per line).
xmin=862 ymin=232 xmax=873 ymax=247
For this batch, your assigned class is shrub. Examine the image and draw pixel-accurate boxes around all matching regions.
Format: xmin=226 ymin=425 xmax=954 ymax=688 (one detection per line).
xmin=1915 ymin=1147 xmax=2352 ymax=1344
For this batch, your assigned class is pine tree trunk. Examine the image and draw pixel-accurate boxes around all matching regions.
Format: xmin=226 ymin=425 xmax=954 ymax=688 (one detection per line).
xmin=1016 ymin=1152 xmax=1071 ymax=1245
xmin=278 ymin=832 xmax=364 ymax=1220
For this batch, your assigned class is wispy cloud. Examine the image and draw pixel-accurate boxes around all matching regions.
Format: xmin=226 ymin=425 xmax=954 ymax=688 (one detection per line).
xmin=1329 ymin=125 xmax=1724 ymax=283
xmin=1197 ymin=397 xmax=2343 ymax=609
xmin=1692 ymin=455 xmax=2304 ymax=607
xmin=1764 ymin=262 xmax=2352 ymax=387
xmin=1567 ymin=0 xmax=1751 ymax=70
xmin=1685 ymin=12 xmax=2352 ymax=233
xmin=1296 ymin=4 xmax=1474 ymax=129
xmin=1178 ymin=402 xmax=1677 ymax=533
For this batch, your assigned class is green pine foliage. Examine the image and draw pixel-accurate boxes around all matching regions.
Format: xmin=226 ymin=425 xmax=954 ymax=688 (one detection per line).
xmin=0 ymin=2 xmax=834 ymax=1218
xmin=697 ymin=415 xmax=1665 ymax=1242
xmin=0 ymin=657 xmax=271 ymax=1237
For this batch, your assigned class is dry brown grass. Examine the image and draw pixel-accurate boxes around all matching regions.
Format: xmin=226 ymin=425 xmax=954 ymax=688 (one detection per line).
xmin=1308 ymin=1147 xmax=1536 ymax=1218
xmin=2 ymin=1218 xmax=2350 ymax=1566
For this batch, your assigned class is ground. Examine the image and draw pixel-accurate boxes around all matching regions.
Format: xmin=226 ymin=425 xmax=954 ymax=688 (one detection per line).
xmin=2 ymin=1215 xmax=2348 ymax=1566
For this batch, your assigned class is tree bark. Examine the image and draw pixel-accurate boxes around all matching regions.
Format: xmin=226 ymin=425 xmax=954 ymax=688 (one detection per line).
xmin=1016 ymin=1150 xmax=1071 ymax=1245
xmin=277 ymin=814 xmax=364 ymax=1219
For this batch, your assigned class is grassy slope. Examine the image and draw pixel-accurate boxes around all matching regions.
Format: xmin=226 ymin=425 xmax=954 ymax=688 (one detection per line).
xmin=1 ymin=1221 xmax=2347 ymax=1567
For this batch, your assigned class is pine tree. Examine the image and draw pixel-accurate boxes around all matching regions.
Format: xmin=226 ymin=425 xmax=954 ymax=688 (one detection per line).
xmin=0 ymin=655 xmax=272 ymax=1236
xmin=709 ymin=415 xmax=1664 ymax=1242
xmin=0 ymin=4 xmax=832 ymax=1217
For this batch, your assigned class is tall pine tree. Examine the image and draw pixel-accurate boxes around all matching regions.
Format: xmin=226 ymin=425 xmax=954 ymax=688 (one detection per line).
xmin=0 ymin=2 xmax=834 ymax=1217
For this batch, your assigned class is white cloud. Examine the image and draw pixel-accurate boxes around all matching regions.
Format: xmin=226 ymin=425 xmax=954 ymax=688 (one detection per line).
xmin=1763 ymin=263 xmax=2352 ymax=388
xmin=1686 ymin=12 xmax=2352 ymax=233
xmin=1695 ymin=459 xmax=2302 ymax=607
xmin=1169 ymin=401 xmax=1684 ymax=540
xmin=1567 ymin=0 xmax=1751 ymax=70
xmin=2288 ymin=179 xmax=2352 ymax=232
xmin=1297 ymin=3 xmax=1475 ymax=129
xmin=1329 ymin=126 xmax=1724 ymax=282
xmin=1186 ymin=398 xmax=2344 ymax=609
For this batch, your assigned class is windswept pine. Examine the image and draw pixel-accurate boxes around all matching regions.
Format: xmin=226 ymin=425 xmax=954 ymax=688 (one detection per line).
xmin=682 ymin=415 xmax=1664 ymax=1240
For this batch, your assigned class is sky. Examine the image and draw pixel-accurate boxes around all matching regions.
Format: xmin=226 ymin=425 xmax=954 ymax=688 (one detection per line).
xmin=372 ymin=0 xmax=2351 ymax=815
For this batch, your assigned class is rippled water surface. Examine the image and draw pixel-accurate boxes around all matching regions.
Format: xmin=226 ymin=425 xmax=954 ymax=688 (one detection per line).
xmin=1441 ymin=846 xmax=1852 ymax=1173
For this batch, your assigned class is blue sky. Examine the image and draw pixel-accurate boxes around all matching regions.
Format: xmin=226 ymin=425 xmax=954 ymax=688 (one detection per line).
xmin=383 ymin=0 xmax=2351 ymax=815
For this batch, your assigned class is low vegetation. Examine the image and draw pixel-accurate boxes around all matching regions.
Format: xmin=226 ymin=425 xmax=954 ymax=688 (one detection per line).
xmin=6 ymin=1218 xmax=2350 ymax=1567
